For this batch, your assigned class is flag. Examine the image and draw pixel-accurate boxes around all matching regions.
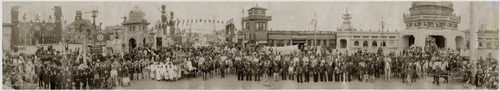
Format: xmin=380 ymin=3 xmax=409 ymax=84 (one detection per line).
xmin=93 ymin=33 xmax=110 ymax=42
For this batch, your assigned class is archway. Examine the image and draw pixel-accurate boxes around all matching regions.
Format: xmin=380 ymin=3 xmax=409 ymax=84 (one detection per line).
xmin=455 ymin=36 xmax=465 ymax=49
xmin=402 ymin=35 xmax=415 ymax=47
xmin=382 ymin=41 xmax=387 ymax=47
xmin=156 ymin=37 xmax=162 ymax=47
xmin=339 ymin=39 xmax=347 ymax=48
xmin=129 ymin=38 xmax=136 ymax=49
xmin=354 ymin=41 xmax=359 ymax=46
xmin=143 ymin=38 xmax=146 ymax=47
xmin=430 ymin=35 xmax=445 ymax=49
xmin=363 ymin=41 xmax=368 ymax=47
xmin=372 ymin=41 xmax=377 ymax=47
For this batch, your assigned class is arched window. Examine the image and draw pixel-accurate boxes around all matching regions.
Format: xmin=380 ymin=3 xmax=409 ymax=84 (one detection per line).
xmin=354 ymin=41 xmax=359 ymax=46
xmin=363 ymin=41 xmax=368 ymax=47
xmin=382 ymin=41 xmax=387 ymax=47
xmin=372 ymin=41 xmax=377 ymax=47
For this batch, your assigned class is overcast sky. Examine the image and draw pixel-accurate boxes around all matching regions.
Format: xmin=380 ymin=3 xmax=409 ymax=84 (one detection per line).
xmin=2 ymin=1 xmax=499 ymax=32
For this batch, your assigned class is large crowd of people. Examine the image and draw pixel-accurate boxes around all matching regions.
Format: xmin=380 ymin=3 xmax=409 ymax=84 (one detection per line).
xmin=2 ymin=38 xmax=498 ymax=90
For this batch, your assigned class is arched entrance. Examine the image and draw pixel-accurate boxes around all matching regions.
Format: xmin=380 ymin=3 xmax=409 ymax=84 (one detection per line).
xmin=339 ymin=39 xmax=347 ymax=48
xmin=402 ymin=35 xmax=415 ymax=47
xmin=455 ymin=36 xmax=465 ymax=50
xmin=430 ymin=35 xmax=445 ymax=49
xmin=129 ymin=38 xmax=137 ymax=49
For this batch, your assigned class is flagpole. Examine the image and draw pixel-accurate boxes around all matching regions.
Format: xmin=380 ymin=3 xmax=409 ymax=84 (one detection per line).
xmin=314 ymin=13 xmax=317 ymax=47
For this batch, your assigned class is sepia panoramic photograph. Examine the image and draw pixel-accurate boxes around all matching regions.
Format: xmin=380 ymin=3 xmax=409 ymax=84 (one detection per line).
xmin=1 ymin=0 xmax=499 ymax=90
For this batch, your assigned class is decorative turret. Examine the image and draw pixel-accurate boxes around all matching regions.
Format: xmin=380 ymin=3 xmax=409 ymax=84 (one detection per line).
xmin=338 ymin=7 xmax=355 ymax=31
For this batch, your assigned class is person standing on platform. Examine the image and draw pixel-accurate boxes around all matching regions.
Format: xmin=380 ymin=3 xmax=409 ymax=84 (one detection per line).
xmin=305 ymin=62 xmax=311 ymax=83
xmin=246 ymin=61 xmax=252 ymax=81
xmin=384 ymin=55 xmax=392 ymax=82
xmin=281 ymin=57 xmax=288 ymax=81
xmin=296 ymin=63 xmax=303 ymax=83
xmin=313 ymin=61 xmax=319 ymax=82
xmin=327 ymin=56 xmax=334 ymax=82
xmin=220 ymin=58 xmax=226 ymax=78
xmin=287 ymin=57 xmax=298 ymax=80
xmin=320 ymin=60 xmax=327 ymax=82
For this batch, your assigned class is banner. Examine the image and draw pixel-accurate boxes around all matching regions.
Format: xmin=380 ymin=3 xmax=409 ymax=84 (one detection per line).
xmin=263 ymin=45 xmax=301 ymax=55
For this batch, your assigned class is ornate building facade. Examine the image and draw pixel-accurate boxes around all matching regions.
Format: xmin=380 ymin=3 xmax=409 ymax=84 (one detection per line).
xmin=120 ymin=6 xmax=154 ymax=52
xmin=335 ymin=9 xmax=399 ymax=53
xmin=400 ymin=2 xmax=466 ymax=50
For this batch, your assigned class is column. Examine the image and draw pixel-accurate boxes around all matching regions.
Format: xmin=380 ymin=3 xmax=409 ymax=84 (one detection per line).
xmin=273 ymin=40 xmax=277 ymax=47
xmin=414 ymin=34 xmax=426 ymax=47
xmin=326 ymin=40 xmax=330 ymax=46
xmin=446 ymin=35 xmax=456 ymax=50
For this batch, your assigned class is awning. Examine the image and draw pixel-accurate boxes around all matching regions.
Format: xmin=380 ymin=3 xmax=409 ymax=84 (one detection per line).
xmin=256 ymin=41 xmax=268 ymax=44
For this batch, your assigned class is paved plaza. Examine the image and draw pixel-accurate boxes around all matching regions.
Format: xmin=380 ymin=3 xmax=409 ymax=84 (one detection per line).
xmin=114 ymin=74 xmax=481 ymax=90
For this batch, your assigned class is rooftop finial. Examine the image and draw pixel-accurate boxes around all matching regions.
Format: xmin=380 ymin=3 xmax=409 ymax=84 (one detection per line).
xmin=346 ymin=7 xmax=348 ymax=14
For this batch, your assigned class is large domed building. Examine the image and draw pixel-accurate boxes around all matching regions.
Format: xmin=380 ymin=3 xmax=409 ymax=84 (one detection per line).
xmin=400 ymin=1 xmax=466 ymax=50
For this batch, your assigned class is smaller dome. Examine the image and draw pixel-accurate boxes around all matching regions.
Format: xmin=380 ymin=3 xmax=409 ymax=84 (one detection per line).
xmin=129 ymin=6 xmax=145 ymax=20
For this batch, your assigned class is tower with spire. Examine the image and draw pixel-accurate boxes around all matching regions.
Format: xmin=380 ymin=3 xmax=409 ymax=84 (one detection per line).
xmin=338 ymin=7 xmax=355 ymax=31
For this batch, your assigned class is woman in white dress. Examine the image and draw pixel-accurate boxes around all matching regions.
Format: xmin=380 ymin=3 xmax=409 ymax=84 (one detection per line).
xmin=164 ymin=63 xmax=171 ymax=81
xmin=149 ymin=63 xmax=156 ymax=80
xmin=168 ymin=63 xmax=175 ymax=80
xmin=156 ymin=62 xmax=163 ymax=81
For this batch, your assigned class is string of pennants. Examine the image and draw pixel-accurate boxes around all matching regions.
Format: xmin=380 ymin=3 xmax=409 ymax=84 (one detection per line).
xmin=174 ymin=19 xmax=228 ymax=27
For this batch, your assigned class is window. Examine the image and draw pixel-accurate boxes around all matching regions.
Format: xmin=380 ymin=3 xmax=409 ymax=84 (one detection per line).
xmin=363 ymin=41 xmax=368 ymax=47
xmin=353 ymin=36 xmax=360 ymax=38
xmin=372 ymin=41 xmax=377 ymax=47
xmin=363 ymin=36 xmax=369 ymax=38
xmin=382 ymin=41 xmax=386 ymax=47
xmin=426 ymin=22 xmax=434 ymax=27
xmin=354 ymin=41 xmax=359 ymax=46
xmin=372 ymin=36 xmax=378 ymax=38
xmin=324 ymin=40 xmax=327 ymax=46
xmin=381 ymin=36 xmax=387 ymax=38
xmin=415 ymin=22 xmax=421 ymax=26
xmin=389 ymin=36 xmax=396 ymax=38
xmin=437 ymin=22 xmax=445 ymax=27
xmin=479 ymin=43 xmax=483 ymax=48
xmin=487 ymin=43 xmax=491 ymax=49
